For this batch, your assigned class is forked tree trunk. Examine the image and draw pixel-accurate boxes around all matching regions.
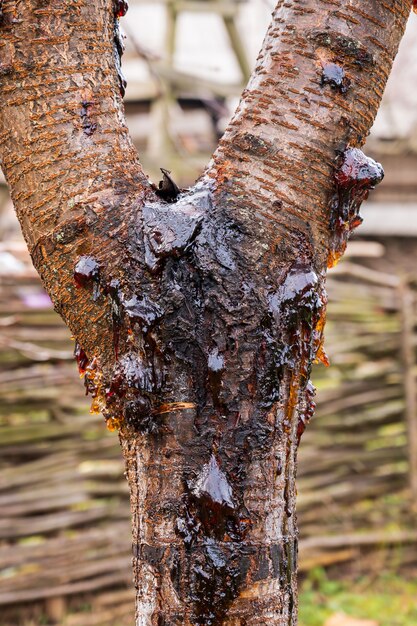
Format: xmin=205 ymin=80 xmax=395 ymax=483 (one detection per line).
xmin=0 ymin=0 xmax=412 ymax=624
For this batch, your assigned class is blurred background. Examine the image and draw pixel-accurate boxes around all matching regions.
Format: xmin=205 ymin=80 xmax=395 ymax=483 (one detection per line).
xmin=1 ymin=1 xmax=417 ymax=625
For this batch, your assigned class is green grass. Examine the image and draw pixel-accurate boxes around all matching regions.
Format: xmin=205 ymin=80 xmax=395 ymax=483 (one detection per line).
xmin=299 ymin=569 xmax=417 ymax=626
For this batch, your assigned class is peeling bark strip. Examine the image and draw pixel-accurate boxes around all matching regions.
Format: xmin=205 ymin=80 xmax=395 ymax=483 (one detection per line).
xmin=0 ymin=0 xmax=412 ymax=624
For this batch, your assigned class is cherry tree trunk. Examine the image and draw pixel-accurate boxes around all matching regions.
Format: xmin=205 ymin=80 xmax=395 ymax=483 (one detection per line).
xmin=0 ymin=0 xmax=412 ymax=624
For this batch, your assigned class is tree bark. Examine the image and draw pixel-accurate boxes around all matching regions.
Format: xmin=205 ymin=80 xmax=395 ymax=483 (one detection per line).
xmin=0 ymin=0 xmax=412 ymax=624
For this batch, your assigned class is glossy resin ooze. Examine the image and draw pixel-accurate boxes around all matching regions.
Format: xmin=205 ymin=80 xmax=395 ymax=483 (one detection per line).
xmin=68 ymin=174 xmax=328 ymax=622
xmin=321 ymin=61 xmax=351 ymax=94
xmin=113 ymin=0 xmax=128 ymax=96
xmin=328 ymin=147 xmax=384 ymax=268
xmin=114 ymin=0 xmax=128 ymax=18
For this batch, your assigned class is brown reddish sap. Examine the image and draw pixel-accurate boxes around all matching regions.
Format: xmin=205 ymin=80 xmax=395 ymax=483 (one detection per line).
xmin=297 ymin=380 xmax=316 ymax=444
xmin=123 ymin=294 xmax=162 ymax=331
xmin=114 ymin=0 xmax=128 ymax=17
xmin=207 ymin=348 xmax=225 ymax=409
xmin=175 ymin=454 xmax=247 ymax=625
xmin=123 ymin=397 xmax=152 ymax=432
xmin=328 ymin=147 xmax=384 ymax=268
xmin=74 ymin=345 xmax=112 ymax=427
xmin=107 ymin=279 xmax=123 ymax=359
xmin=321 ymin=62 xmax=350 ymax=94
xmin=113 ymin=2 xmax=127 ymax=97
xmin=74 ymin=342 xmax=89 ymax=377
xmin=106 ymin=416 xmax=124 ymax=432
xmin=74 ymin=255 xmax=100 ymax=301
xmin=73 ymin=256 xmax=100 ymax=288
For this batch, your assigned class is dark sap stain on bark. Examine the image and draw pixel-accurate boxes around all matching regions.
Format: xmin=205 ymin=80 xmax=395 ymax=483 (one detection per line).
xmin=74 ymin=186 xmax=329 ymax=617
xmin=253 ymin=549 xmax=270 ymax=582
xmin=256 ymin=262 xmax=322 ymax=413
xmin=190 ymin=540 xmax=242 ymax=626
xmin=74 ymin=342 xmax=89 ymax=377
xmin=134 ymin=542 xmax=166 ymax=569
xmin=74 ymin=255 xmax=101 ymax=301
xmin=119 ymin=352 xmax=156 ymax=393
xmin=80 ymin=100 xmax=97 ymax=136
xmin=284 ymin=536 xmax=298 ymax=620
xmin=124 ymin=397 xmax=157 ymax=433
xmin=311 ymin=31 xmax=375 ymax=68
xmin=107 ymin=347 xmax=163 ymax=407
xmin=267 ymin=262 xmax=327 ymax=395
xmin=123 ymin=397 xmax=154 ymax=432
xmin=320 ymin=62 xmax=350 ymax=94
xmin=73 ymin=255 xmax=100 ymax=286
xmin=232 ymin=132 xmax=274 ymax=157
xmin=177 ymin=539 xmax=299 ymax=625
xmin=74 ymin=190 xmax=328 ymax=460
xmin=107 ymin=279 xmax=124 ymax=359
xmin=207 ymin=348 xmax=225 ymax=409
xmin=54 ymin=219 xmax=92 ymax=247
xmin=176 ymin=505 xmax=201 ymax=549
xmin=98 ymin=278 xmax=167 ymax=431
xmin=168 ymin=546 xmax=182 ymax=597
xmin=174 ymin=454 xmax=253 ymax=624
xmin=165 ymin=251 xmax=327 ymax=616
xmin=114 ymin=18 xmax=127 ymax=97
xmin=191 ymin=455 xmax=236 ymax=536
xmin=266 ymin=262 xmax=328 ymax=522
xmin=123 ymin=293 xmax=163 ymax=332
xmin=328 ymin=147 xmax=384 ymax=268
xmin=177 ymin=455 xmax=243 ymax=544
xmin=142 ymin=200 xmax=204 ymax=273
xmin=297 ymin=380 xmax=316 ymax=444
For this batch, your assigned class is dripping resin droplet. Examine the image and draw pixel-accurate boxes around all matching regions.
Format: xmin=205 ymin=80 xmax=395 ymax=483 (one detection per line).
xmin=106 ymin=416 xmax=124 ymax=432
xmin=297 ymin=380 xmax=316 ymax=445
xmin=107 ymin=280 xmax=123 ymax=360
xmin=73 ymin=256 xmax=100 ymax=288
xmin=114 ymin=0 xmax=128 ymax=17
xmin=74 ymin=342 xmax=89 ymax=377
xmin=113 ymin=4 xmax=127 ymax=97
xmin=328 ymin=147 xmax=384 ymax=268
xmin=321 ymin=62 xmax=350 ymax=94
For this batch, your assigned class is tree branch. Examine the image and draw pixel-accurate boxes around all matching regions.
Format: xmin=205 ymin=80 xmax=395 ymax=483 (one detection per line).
xmin=207 ymin=0 xmax=411 ymax=268
xmin=0 ymin=0 xmax=150 ymax=359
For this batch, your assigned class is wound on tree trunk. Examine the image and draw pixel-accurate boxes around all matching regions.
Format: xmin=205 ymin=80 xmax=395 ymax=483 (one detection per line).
xmin=0 ymin=0 xmax=412 ymax=624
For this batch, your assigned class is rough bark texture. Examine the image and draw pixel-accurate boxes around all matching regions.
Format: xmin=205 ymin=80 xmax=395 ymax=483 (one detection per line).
xmin=0 ymin=0 xmax=411 ymax=624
